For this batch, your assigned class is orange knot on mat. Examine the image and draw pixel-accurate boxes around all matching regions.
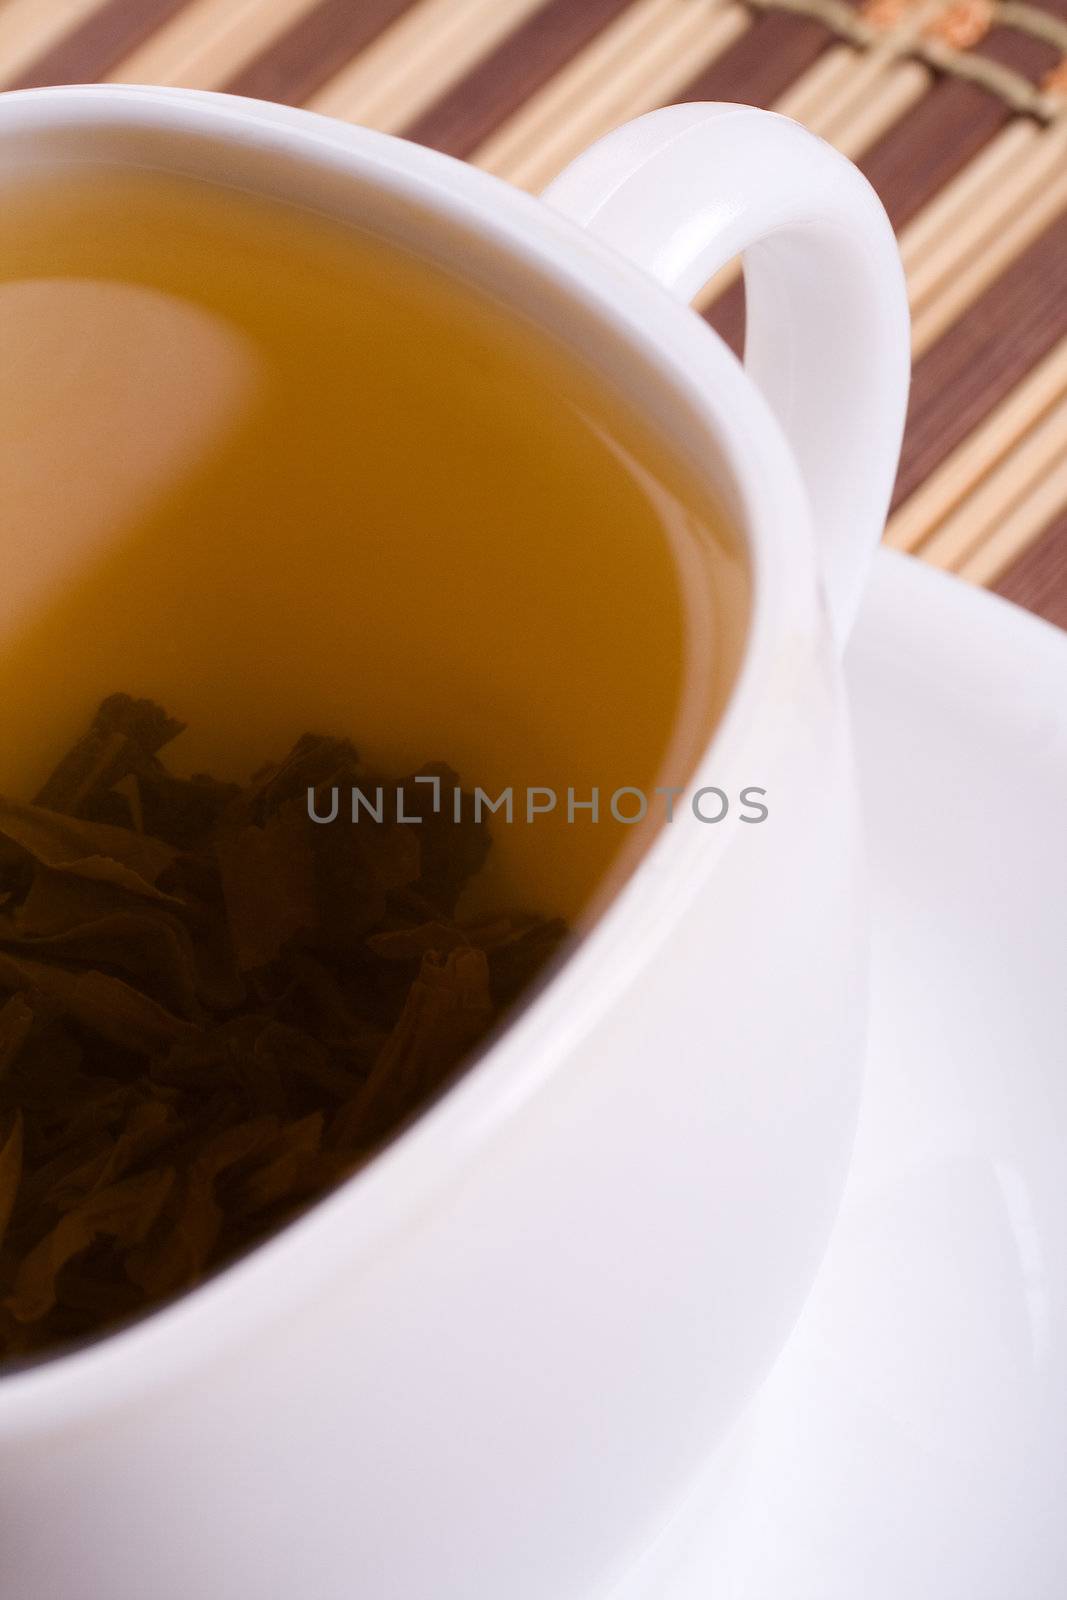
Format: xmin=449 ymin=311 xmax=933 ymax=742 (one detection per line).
xmin=860 ymin=0 xmax=920 ymax=31
xmin=1043 ymin=57 xmax=1067 ymax=99
xmin=924 ymin=0 xmax=995 ymax=47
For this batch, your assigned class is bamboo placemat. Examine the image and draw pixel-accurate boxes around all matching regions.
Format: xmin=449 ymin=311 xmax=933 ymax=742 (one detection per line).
xmin=3 ymin=0 xmax=1067 ymax=629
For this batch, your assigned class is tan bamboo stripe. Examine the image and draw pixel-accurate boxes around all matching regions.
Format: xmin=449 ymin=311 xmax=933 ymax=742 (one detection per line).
xmin=898 ymin=119 xmax=1038 ymax=274
xmin=773 ymin=37 xmax=928 ymax=147
xmin=911 ymin=135 xmax=1067 ymax=354
xmin=886 ymin=337 xmax=1067 ymax=552
xmin=105 ymin=0 xmax=322 ymax=88
xmin=998 ymin=0 xmax=1067 ymax=53
xmin=958 ymin=449 xmax=1067 ymax=586
xmin=777 ymin=0 xmax=936 ymax=140
xmin=904 ymin=130 xmax=1040 ymax=265
xmin=908 ymin=122 xmax=1067 ymax=328
xmin=915 ymin=389 xmax=1067 ymax=569
xmin=992 ymin=506 xmax=1067 ymax=624
xmin=473 ymin=0 xmax=923 ymax=201
xmin=306 ymin=0 xmax=545 ymax=132
xmin=471 ymin=0 xmax=745 ymax=188
xmin=773 ymin=40 xmax=859 ymax=123
xmin=0 ymin=0 xmax=106 ymax=84
xmin=820 ymin=58 xmax=928 ymax=155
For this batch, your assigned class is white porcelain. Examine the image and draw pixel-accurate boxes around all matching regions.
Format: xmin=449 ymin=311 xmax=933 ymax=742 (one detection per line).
xmin=0 ymin=90 xmax=908 ymax=1599
xmin=616 ymin=551 xmax=1067 ymax=1599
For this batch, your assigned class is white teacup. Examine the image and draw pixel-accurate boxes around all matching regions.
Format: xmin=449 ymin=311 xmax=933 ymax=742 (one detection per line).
xmin=0 ymin=87 xmax=908 ymax=1600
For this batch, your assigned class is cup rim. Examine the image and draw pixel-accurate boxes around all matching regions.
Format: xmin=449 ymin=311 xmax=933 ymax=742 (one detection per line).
xmin=0 ymin=83 xmax=823 ymax=1427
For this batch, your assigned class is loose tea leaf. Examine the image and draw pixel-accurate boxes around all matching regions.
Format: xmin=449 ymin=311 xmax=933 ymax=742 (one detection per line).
xmin=0 ymin=798 xmax=178 ymax=899
xmin=0 ymin=1112 xmax=23 ymax=1251
xmin=8 ymin=1168 xmax=175 ymax=1323
xmin=33 ymin=693 xmax=185 ymax=815
xmin=0 ymin=954 xmax=197 ymax=1053
xmin=216 ymin=803 xmax=318 ymax=972
xmin=330 ymin=947 xmax=494 ymax=1153
xmin=0 ymin=696 xmax=569 ymax=1365
xmin=0 ymin=996 xmax=34 ymax=1081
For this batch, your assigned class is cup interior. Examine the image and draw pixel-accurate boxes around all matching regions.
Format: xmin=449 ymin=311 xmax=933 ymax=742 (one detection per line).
xmin=0 ymin=94 xmax=750 ymax=930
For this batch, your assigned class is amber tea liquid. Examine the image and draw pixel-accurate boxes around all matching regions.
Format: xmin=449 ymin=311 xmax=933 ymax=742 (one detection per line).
xmin=0 ymin=164 xmax=747 ymax=919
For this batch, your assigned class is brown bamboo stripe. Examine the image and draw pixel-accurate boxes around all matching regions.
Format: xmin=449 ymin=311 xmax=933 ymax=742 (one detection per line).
xmin=959 ymin=447 xmax=1067 ymax=582
xmin=887 ymin=337 xmax=1067 ymax=552
xmin=705 ymin=281 xmax=746 ymax=356
xmin=0 ymin=0 xmax=107 ymax=88
xmin=894 ymin=205 xmax=1067 ymax=506
xmin=403 ymin=0 xmax=637 ymax=157
xmin=918 ymin=390 xmax=1067 ymax=568
xmin=808 ymin=57 xmax=930 ymax=157
xmin=902 ymin=128 xmax=1041 ymax=316
xmin=225 ymin=0 xmax=419 ymax=106
xmin=678 ymin=9 xmax=836 ymax=105
xmin=856 ymin=12 xmax=1064 ymax=235
xmin=7 ymin=0 xmax=193 ymax=88
xmin=774 ymin=38 xmax=863 ymax=123
xmin=307 ymin=0 xmax=547 ymax=131
xmin=898 ymin=120 xmax=1035 ymax=273
xmin=471 ymin=0 xmax=749 ymax=192
xmin=994 ymin=512 xmax=1067 ymax=629
xmin=860 ymin=79 xmax=1012 ymax=231
xmin=909 ymin=126 xmax=1067 ymax=352
xmin=107 ymin=0 xmax=324 ymax=90
xmin=976 ymin=19 xmax=1063 ymax=81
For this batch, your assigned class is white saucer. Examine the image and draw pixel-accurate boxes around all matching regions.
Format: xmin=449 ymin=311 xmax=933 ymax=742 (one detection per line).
xmin=616 ymin=549 xmax=1067 ymax=1600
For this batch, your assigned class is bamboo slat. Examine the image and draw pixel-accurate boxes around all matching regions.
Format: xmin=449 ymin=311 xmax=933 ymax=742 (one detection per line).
xmin=473 ymin=0 xmax=744 ymax=187
xmin=898 ymin=118 xmax=1039 ymax=272
xmin=887 ymin=337 xmax=1067 ymax=552
xmin=960 ymin=450 xmax=1067 ymax=586
xmin=774 ymin=41 xmax=859 ymax=123
xmin=106 ymin=0 xmax=323 ymax=88
xmin=107 ymin=0 xmax=326 ymax=88
xmin=919 ymin=389 xmax=1067 ymax=569
xmin=829 ymin=60 xmax=929 ymax=156
xmin=910 ymin=140 xmax=1067 ymax=354
xmin=0 ymin=0 xmax=107 ymax=85
xmin=307 ymin=0 xmax=545 ymax=131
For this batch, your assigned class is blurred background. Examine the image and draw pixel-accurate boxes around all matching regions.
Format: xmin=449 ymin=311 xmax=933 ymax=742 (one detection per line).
xmin=2 ymin=0 xmax=1066 ymax=629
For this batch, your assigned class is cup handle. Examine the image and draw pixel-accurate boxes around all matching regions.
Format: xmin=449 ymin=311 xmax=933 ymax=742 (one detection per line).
xmin=542 ymin=103 xmax=910 ymax=644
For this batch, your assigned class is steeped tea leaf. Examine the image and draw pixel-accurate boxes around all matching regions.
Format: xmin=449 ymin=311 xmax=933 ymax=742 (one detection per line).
xmin=0 ymin=995 xmax=34 ymax=1081
xmin=0 ymin=798 xmax=178 ymax=900
xmin=366 ymin=921 xmax=470 ymax=961
xmin=34 ymin=693 xmax=185 ymax=815
xmin=7 ymin=1168 xmax=175 ymax=1323
xmin=399 ymin=763 xmax=491 ymax=912
xmin=245 ymin=732 xmax=361 ymax=822
xmin=0 ymin=910 xmax=204 ymax=1019
xmin=330 ymin=947 xmax=494 ymax=1152
xmin=126 ymin=1117 xmax=278 ymax=1299
xmin=0 ymin=953 xmax=197 ymax=1054
xmin=0 ymin=696 xmax=569 ymax=1365
xmin=216 ymin=802 xmax=317 ymax=973
xmin=0 ymin=1112 xmax=23 ymax=1251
